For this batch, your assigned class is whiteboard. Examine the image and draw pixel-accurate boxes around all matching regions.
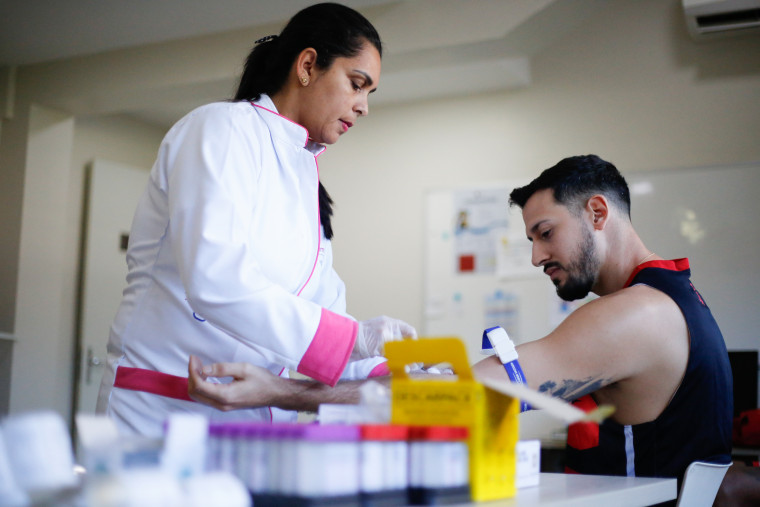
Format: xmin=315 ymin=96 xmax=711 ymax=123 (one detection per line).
xmin=423 ymin=162 xmax=760 ymax=361
xmin=627 ymin=162 xmax=760 ymax=351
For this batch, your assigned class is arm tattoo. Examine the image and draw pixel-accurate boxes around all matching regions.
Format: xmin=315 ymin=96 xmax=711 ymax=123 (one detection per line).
xmin=537 ymin=377 xmax=608 ymax=402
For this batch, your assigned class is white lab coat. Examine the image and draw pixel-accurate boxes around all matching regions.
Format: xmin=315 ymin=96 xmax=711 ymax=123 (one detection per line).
xmin=97 ymin=96 xmax=384 ymax=436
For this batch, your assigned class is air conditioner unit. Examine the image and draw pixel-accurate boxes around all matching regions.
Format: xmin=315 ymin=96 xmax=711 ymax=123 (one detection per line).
xmin=682 ymin=0 xmax=760 ymax=39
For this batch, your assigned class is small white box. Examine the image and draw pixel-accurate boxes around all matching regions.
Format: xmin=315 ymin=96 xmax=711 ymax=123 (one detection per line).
xmin=516 ymin=440 xmax=541 ymax=488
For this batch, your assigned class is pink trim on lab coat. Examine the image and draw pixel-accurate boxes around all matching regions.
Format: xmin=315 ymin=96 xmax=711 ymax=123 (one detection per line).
xmin=297 ymin=308 xmax=357 ymax=386
xmin=368 ymin=362 xmax=390 ymax=377
xmin=114 ymin=366 xmax=195 ymax=402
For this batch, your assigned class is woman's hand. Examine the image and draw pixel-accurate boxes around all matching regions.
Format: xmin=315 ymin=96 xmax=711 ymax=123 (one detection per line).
xmin=187 ymin=355 xmax=285 ymax=411
xmin=352 ymin=316 xmax=417 ymax=359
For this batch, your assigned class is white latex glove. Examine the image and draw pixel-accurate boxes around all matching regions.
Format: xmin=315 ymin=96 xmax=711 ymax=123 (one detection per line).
xmin=352 ymin=316 xmax=417 ymax=359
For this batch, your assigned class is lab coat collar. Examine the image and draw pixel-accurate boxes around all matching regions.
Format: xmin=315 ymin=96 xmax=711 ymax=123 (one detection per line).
xmin=252 ymin=95 xmax=327 ymax=157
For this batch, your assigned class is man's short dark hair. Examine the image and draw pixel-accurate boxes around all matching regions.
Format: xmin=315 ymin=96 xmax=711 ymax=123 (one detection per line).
xmin=509 ymin=154 xmax=631 ymax=218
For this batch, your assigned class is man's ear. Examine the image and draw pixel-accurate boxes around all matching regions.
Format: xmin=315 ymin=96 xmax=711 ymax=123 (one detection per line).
xmin=586 ymin=195 xmax=609 ymax=230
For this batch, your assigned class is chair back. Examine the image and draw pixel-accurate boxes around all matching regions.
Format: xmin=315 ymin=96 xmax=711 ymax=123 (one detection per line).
xmin=676 ymin=461 xmax=731 ymax=507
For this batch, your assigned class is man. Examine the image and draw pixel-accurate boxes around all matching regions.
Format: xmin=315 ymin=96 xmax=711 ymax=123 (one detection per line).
xmin=188 ymin=155 xmax=732 ymax=483
xmin=473 ymin=154 xmax=732 ymax=482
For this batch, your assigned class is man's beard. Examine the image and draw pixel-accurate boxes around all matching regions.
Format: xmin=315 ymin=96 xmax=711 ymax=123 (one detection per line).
xmin=554 ymin=225 xmax=599 ymax=301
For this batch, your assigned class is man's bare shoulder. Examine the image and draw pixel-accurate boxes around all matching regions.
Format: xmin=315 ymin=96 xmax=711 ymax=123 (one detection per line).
xmin=518 ymin=283 xmax=686 ymax=391
xmin=574 ymin=285 xmax=689 ymax=423
xmin=569 ymin=283 xmax=679 ymax=333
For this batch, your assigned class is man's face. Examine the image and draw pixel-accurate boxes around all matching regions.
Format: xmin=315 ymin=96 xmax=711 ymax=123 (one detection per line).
xmin=521 ymin=189 xmax=600 ymax=301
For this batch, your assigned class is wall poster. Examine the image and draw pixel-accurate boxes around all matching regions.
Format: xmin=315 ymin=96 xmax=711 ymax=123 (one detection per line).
xmin=452 ymin=187 xmax=510 ymax=274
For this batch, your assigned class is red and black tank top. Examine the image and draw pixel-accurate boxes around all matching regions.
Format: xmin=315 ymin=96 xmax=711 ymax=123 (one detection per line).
xmin=565 ymin=259 xmax=732 ymax=485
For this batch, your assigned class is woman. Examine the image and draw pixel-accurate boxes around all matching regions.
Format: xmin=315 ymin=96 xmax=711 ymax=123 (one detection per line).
xmin=97 ymin=3 xmax=415 ymax=436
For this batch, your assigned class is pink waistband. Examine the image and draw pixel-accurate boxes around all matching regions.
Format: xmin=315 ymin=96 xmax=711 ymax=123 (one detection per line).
xmin=114 ymin=366 xmax=195 ymax=402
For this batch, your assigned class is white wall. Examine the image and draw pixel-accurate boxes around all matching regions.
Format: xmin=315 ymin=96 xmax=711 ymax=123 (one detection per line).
xmin=72 ymin=115 xmax=164 ymax=170
xmin=322 ymin=0 xmax=760 ymax=333
xmin=6 ymin=112 xmax=162 ymax=422
xmin=11 ymin=105 xmax=75 ymax=416
xmin=2 ymin=0 xmax=759 ymax=424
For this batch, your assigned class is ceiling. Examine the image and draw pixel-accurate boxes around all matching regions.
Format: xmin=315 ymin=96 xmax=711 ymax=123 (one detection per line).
xmin=0 ymin=0 xmax=390 ymax=66
xmin=0 ymin=0 xmax=606 ymax=128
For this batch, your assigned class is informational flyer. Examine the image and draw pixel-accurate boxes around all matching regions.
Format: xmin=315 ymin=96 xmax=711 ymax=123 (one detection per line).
xmin=452 ymin=187 xmax=510 ymax=274
xmin=494 ymin=228 xmax=537 ymax=279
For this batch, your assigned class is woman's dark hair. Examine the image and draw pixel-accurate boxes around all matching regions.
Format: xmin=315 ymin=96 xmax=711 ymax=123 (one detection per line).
xmin=234 ymin=3 xmax=382 ymax=102
xmin=509 ymin=155 xmax=631 ymax=219
xmin=234 ymin=3 xmax=382 ymax=240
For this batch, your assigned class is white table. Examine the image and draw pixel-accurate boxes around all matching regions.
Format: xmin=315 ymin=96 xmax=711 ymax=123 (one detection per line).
xmin=462 ymin=473 xmax=677 ymax=506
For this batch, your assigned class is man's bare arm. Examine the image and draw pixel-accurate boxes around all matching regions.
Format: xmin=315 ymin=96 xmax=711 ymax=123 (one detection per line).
xmin=474 ymin=353 xmax=611 ymax=404
xmin=188 ymin=355 xmax=385 ymax=412
xmin=473 ymin=286 xmax=675 ymax=404
xmin=534 ymin=377 xmax=608 ymax=400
